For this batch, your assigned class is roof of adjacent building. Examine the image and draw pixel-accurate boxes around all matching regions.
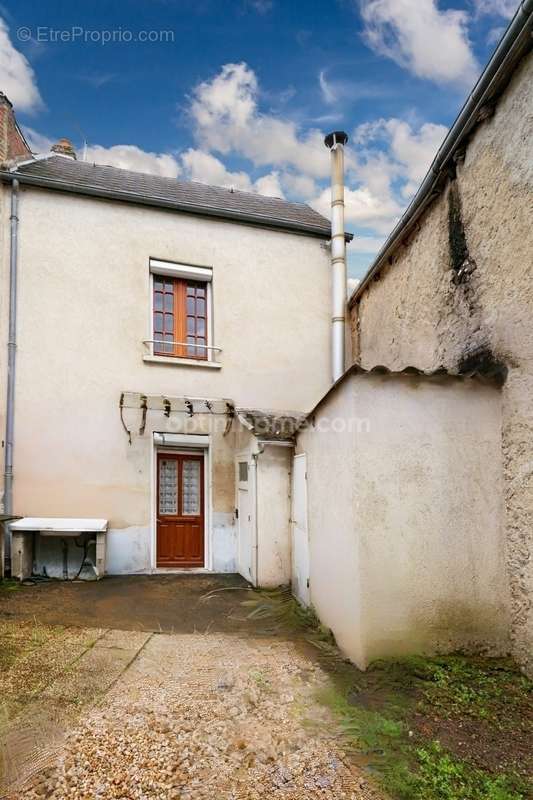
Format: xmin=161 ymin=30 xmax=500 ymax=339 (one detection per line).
xmin=3 ymin=155 xmax=334 ymax=239
xmin=306 ymin=356 xmax=508 ymax=420
xmin=349 ymin=0 xmax=533 ymax=306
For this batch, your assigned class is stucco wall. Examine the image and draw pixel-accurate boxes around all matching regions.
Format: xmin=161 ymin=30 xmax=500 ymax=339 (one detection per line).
xmin=297 ymin=372 xmax=509 ymax=669
xmin=256 ymin=444 xmax=292 ymax=587
xmin=0 ymin=186 xmax=331 ymax=573
xmin=350 ymin=52 xmax=533 ymax=671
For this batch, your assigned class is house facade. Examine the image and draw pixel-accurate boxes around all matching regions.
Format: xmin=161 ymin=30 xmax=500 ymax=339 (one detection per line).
xmin=0 ymin=116 xmax=335 ymax=583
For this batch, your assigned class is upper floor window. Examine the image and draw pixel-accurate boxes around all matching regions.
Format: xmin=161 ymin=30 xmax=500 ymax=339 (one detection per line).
xmin=149 ymin=258 xmax=214 ymax=363
xmin=153 ymin=277 xmax=208 ymax=359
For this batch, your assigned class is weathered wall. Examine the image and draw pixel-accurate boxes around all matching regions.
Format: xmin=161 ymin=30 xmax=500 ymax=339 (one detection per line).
xmin=256 ymin=444 xmax=292 ymax=587
xmin=296 ymin=384 xmax=364 ymax=664
xmin=351 ymin=52 xmax=533 ymax=671
xmin=0 ymin=186 xmax=331 ymax=573
xmin=297 ymin=372 xmax=509 ymax=669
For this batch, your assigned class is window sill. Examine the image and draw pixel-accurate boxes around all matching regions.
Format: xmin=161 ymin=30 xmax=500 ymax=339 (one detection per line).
xmin=143 ymin=355 xmax=222 ymax=369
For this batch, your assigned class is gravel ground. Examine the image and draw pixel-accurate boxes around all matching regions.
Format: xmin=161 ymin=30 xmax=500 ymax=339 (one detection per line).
xmin=20 ymin=632 xmax=383 ymax=800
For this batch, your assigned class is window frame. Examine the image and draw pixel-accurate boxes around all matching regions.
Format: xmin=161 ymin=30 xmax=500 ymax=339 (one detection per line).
xmin=148 ymin=260 xmax=215 ymax=364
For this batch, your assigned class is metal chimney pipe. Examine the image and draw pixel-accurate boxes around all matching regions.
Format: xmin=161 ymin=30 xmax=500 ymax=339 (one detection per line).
xmin=324 ymin=131 xmax=348 ymax=383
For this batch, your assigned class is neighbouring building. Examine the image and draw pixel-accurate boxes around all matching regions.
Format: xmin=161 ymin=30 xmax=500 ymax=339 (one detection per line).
xmin=344 ymin=4 xmax=533 ymax=672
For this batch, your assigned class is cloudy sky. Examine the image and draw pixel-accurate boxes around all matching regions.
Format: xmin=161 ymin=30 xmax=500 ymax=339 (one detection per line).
xmin=0 ymin=0 xmax=519 ymax=279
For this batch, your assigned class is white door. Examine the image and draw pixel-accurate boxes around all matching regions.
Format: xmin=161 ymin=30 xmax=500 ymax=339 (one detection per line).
xmin=236 ymin=456 xmax=255 ymax=585
xmin=291 ymin=454 xmax=310 ymax=606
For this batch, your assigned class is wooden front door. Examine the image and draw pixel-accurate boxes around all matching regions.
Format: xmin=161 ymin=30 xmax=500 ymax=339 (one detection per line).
xmin=157 ymin=452 xmax=205 ymax=568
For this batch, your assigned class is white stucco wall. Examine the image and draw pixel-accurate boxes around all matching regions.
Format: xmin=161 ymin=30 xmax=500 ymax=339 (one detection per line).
xmin=256 ymin=444 xmax=292 ymax=588
xmin=0 ymin=187 xmax=332 ymax=574
xmin=297 ymin=372 xmax=510 ymax=669
xmin=350 ymin=51 xmax=533 ymax=672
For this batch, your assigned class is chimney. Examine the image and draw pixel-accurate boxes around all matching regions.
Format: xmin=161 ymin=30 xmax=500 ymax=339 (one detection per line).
xmin=50 ymin=138 xmax=77 ymax=159
xmin=324 ymin=131 xmax=348 ymax=383
xmin=0 ymin=93 xmax=32 ymax=165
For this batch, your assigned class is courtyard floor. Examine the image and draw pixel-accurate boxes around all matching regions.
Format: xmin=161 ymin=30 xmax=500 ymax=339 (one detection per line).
xmin=0 ymin=577 xmax=531 ymax=800
xmin=0 ymin=576 xmax=381 ymax=799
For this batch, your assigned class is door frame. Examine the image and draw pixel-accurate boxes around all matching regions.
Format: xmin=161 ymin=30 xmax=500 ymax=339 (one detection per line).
xmin=291 ymin=452 xmax=310 ymax=606
xmin=151 ymin=433 xmax=211 ymax=572
xmin=235 ymin=449 xmax=258 ymax=586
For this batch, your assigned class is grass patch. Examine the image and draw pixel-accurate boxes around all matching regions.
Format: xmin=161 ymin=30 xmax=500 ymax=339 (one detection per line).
xmin=243 ymin=588 xmax=533 ymax=800
xmin=0 ymin=579 xmax=21 ymax=593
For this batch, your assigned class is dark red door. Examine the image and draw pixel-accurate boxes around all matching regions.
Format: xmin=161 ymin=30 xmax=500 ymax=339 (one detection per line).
xmin=157 ymin=452 xmax=205 ymax=568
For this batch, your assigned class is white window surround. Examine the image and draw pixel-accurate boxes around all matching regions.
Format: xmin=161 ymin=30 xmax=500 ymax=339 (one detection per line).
xmin=143 ymin=354 xmax=221 ymax=368
xmin=149 ymin=258 xmax=213 ymax=282
xmin=145 ymin=258 xmax=219 ymax=367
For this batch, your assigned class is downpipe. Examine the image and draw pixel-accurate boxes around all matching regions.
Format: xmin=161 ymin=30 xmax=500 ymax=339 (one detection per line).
xmin=3 ymin=178 xmax=19 ymax=572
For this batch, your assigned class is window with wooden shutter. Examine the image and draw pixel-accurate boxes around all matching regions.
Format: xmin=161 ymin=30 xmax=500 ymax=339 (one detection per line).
xmin=153 ymin=277 xmax=208 ymax=359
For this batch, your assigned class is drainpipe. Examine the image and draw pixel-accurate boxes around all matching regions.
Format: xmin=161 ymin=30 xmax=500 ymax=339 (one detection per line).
xmin=3 ymin=178 xmax=19 ymax=570
xmin=324 ymin=131 xmax=348 ymax=382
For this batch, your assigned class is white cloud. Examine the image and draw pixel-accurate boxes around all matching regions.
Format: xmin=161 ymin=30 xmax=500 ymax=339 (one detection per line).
xmin=0 ymin=17 xmax=43 ymax=112
xmin=84 ymin=144 xmax=180 ymax=177
xmin=22 ymin=125 xmax=52 ymax=153
xmin=189 ymin=62 xmax=330 ymax=179
xmin=473 ymin=0 xmax=518 ymax=18
xmin=360 ymin=0 xmax=479 ymax=86
xmin=347 ymin=277 xmax=360 ymax=296
xmin=181 ymin=147 xmax=284 ymax=196
xmin=254 ymin=170 xmax=284 ymax=197
xmin=309 ymin=115 xmax=446 ymax=235
xmin=354 ymin=116 xmax=447 ymax=198
xmin=349 ymin=235 xmax=386 ymax=253
xmin=281 ymin=172 xmax=318 ymax=199
xmin=319 ymin=70 xmax=337 ymax=104
xmin=311 ymin=184 xmax=401 ymax=234
xmin=19 ymin=57 xmax=446 ymax=252
xmin=245 ymin=0 xmax=273 ymax=13
xmin=486 ymin=26 xmax=506 ymax=45
xmin=181 ymin=148 xmax=252 ymax=190
xmin=23 ymin=128 xmax=181 ymax=179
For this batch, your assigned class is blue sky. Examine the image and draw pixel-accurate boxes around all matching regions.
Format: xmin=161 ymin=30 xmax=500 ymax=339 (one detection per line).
xmin=0 ymin=0 xmax=519 ymax=281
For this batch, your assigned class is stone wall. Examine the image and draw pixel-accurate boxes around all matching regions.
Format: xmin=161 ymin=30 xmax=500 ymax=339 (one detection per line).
xmin=350 ymin=52 xmax=533 ymax=672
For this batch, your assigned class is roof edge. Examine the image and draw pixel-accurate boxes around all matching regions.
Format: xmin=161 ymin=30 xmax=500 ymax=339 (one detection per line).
xmin=304 ymin=361 xmax=506 ymax=422
xmin=0 ymin=168 xmax=335 ymax=240
xmin=348 ymin=0 xmax=533 ymax=308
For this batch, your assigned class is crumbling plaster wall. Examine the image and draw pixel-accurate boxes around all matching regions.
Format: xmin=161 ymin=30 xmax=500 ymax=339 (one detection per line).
xmin=351 ymin=53 xmax=533 ymax=672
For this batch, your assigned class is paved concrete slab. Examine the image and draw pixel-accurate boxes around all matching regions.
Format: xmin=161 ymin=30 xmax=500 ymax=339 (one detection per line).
xmin=0 ymin=575 xmax=252 ymax=635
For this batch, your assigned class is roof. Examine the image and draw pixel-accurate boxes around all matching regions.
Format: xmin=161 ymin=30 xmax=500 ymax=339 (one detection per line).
xmin=3 ymin=155 xmax=333 ymax=239
xmin=349 ymin=0 xmax=533 ymax=307
xmin=237 ymin=409 xmax=306 ymax=441
xmin=306 ymin=357 xmax=507 ymax=420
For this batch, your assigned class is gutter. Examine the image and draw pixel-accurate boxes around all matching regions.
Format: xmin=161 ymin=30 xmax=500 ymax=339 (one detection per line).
xmin=2 ymin=178 xmax=19 ymax=571
xmin=0 ymin=170 xmax=349 ymax=242
xmin=349 ymin=0 xmax=533 ymax=307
